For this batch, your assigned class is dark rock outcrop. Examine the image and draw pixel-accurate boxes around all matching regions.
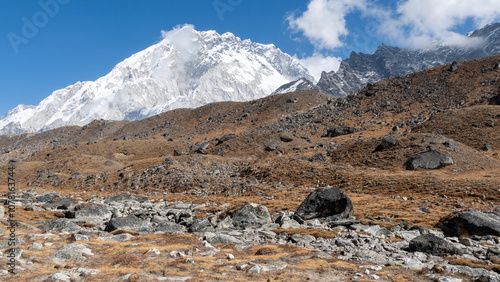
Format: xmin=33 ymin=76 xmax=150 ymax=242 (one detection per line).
xmin=295 ymin=187 xmax=354 ymax=220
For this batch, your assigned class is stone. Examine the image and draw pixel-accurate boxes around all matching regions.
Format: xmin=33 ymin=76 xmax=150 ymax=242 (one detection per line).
xmin=39 ymin=218 xmax=82 ymax=233
xmin=405 ymin=151 xmax=454 ymax=170
xmin=408 ymin=234 xmax=463 ymax=256
xmin=71 ymin=234 xmax=89 ymax=241
xmin=106 ymin=216 xmax=154 ymax=233
xmin=437 ymin=209 xmax=500 ymax=237
xmin=483 ymin=144 xmax=492 ymax=152
xmin=217 ymin=134 xmax=237 ymax=145
xmin=295 ymin=187 xmax=354 ymax=220
xmin=28 ymin=242 xmax=43 ymax=250
xmin=443 ymin=140 xmax=456 ymax=149
xmin=69 ymin=205 xmax=112 ymax=220
xmin=265 ymin=143 xmax=279 ymax=151
xmin=155 ymin=221 xmax=186 ymax=233
xmin=188 ymin=218 xmax=214 ymax=232
xmin=280 ymin=135 xmax=293 ymax=142
xmin=449 ymin=61 xmax=460 ymax=72
xmin=381 ymin=134 xmax=397 ymax=148
xmin=47 ymin=272 xmax=71 ymax=282
xmin=208 ymin=234 xmax=241 ymax=245
xmin=489 ymin=94 xmax=500 ymax=105
xmin=322 ymin=127 xmax=358 ymax=138
xmin=25 ymin=205 xmax=45 ymax=211
xmin=54 ymin=243 xmax=93 ymax=260
xmin=216 ymin=216 xmax=235 ymax=230
xmin=97 ymin=234 xmax=133 ymax=242
xmin=43 ymin=198 xmax=78 ymax=210
xmin=231 ymin=204 xmax=272 ymax=228
xmin=104 ymin=194 xmax=148 ymax=204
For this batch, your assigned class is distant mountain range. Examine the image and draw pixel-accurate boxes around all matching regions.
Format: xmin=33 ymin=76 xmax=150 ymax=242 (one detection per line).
xmin=1 ymin=23 xmax=500 ymax=135
xmin=278 ymin=23 xmax=500 ymax=96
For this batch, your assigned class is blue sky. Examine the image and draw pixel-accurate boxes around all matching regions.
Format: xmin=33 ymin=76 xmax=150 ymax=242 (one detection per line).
xmin=1 ymin=0 xmax=499 ymax=116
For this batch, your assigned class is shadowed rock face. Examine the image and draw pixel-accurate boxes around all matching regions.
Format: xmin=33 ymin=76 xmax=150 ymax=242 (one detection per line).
xmin=295 ymin=187 xmax=353 ymax=220
xmin=437 ymin=209 xmax=500 ymax=237
xmin=490 ymin=94 xmax=500 ymax=105
xmin=405 ymin=151 xmax=454 ymax=170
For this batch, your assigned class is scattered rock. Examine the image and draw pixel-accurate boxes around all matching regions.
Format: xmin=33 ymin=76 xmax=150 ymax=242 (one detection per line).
xmin=483 ymin=144 xmax=492 ymax=152
xmin=405 ymin=151 xmax=454 ymax=170
xmin=280 ymin=135 xmax=293 ymax=142
xmin=295 ymin=187 xmax=354 ymax=220
xmin=39 ymin=219 xmax=82 ymax=233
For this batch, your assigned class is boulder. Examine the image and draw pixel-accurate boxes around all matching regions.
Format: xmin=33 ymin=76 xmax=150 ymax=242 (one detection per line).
xmin=106 ymin=216 xmax=154 ymax=233
xmin=489 ymin=94 xmax=500 ymax=105
xmin=408 ymin=234 xmax=463 ymax=256
xmin=104 ymin=194 xmax=148 ymax=204
xmin=68 ymin=206 xmax=112 ymax=220
xmin=295 ymin=187 xmax=354 ymax=220
xmin=437 ymin=209 xmax=500 ymax=237
xmin=449 ymin=61 xmax=460 ymax=72
xmin=405 ymin=151 xmax=453 ymax=170
xmin=188 ymin=218 xmax=214 ymax=232
xmin=43 ymin=198 xmax=78 ymax=210
xmin=54 ymin=243 xmax=93 ymax=260
xmin=231 ymin=204 xmax=272 ymax=228
xmin=155 ymin=222 xmax=186 ymax=233
xmin=208 ymin=234 xmax=241 ymax=245
xmin=217 ymin=134 xmax=237 ymax=145
xmin=39 ymin=218 xmax=82 ymax=233
xmin=381 ymin=134 xmax=397 ymax=149
xmin=322 ymin=127 xmax=358 ymax=138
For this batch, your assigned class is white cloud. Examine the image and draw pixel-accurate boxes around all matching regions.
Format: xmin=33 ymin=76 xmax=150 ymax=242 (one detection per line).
xmin=296 ymin=53 xmax=342 ymax=82
xmin=289 ymin=0 xmax=500 ymax=51
xmin=383 ymin=0 xmax=500 ymax=47
xmin=287 ymin=0 xmax=368 ymax=50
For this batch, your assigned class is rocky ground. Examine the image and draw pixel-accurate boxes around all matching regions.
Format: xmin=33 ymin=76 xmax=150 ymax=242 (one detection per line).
xmin=0 ymin=56 xmax=499 ymax=281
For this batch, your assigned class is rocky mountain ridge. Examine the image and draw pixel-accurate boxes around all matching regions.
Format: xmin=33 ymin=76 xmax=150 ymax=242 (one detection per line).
xmin=278 ymin=23 xmax=500 ymax=97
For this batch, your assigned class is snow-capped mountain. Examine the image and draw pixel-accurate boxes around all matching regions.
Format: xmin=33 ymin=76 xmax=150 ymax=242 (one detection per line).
xmin=0 ymin=25 xmax=313 ymax=134
xmin=285 ymin=23 xmax=500 ymax=97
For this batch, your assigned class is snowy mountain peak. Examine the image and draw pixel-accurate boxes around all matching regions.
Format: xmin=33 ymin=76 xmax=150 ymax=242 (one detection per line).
xmin=0 ymin=25 xmax=313 ymax=135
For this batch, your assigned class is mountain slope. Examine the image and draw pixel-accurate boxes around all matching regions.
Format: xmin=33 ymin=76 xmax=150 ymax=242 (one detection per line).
xmin=306 ymin=23 xmax=500 ymax=97
xmin=0 ymin=25 xmax=312 ymax=135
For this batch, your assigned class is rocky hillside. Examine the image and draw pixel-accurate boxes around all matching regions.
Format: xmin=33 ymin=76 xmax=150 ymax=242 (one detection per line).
xmin=0 ymin=55 xmax=499 ymax=281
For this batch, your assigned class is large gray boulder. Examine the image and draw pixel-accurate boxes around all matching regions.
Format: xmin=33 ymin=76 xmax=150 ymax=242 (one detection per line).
xmin=408 ymin=234 xmax=463 ymax=256
xmin=295 ymin=187 xmax=354 ymax=220
xmin=437 ymin=209 xmax=500 ymax=237
xmin=104 ymin=194 xmax=148 ymax=204
xmin=106 ymin=216 xmax=154 ymax=232
xmin=231 ymin=204 xmax=272 ymax=228
xmin=405 ymin=151 xmax=453 ymax=170
xmin=39 ymin=218 xmax=82 ymax=233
